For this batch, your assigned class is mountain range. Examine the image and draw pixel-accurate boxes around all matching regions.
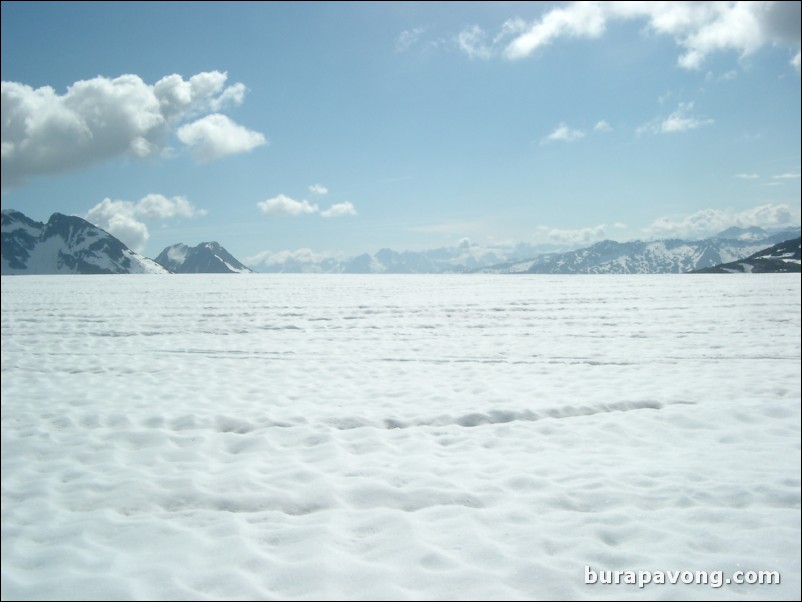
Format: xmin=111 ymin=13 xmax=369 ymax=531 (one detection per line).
xmin=255 ymin=226 xmax=801 ymax=275
xmin=2 ymin=209 xmax=799 ymax=275
xmin=1 ymin=210 xmax=167 ymax=274
xmin=472 ymin=229 xmax=801 ymax=274
xmin=691 ymin=237 xmax=801 ymax=273
xmin=1 ymin=210 xmax=249 ymax=275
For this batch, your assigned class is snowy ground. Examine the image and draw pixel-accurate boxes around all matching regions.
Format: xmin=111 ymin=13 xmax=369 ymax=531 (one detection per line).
xmin=1 ymin=274 xmax=800 ymax=601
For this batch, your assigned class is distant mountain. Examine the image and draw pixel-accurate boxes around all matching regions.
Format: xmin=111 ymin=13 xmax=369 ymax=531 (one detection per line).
xmin=714 ymin=226 xmax=772 ymax=242
xmin=6 ymin=206 xmax=796 ymax=276
xmin=1 ymin=209 xmax=168 ymax=275
xmin=253 ymin=244 xmax=521 ymax=274
xmin=475 ymin=229 xmax=801 ymax=274
xmin=691 ymin=237 xmax=801 ymax=273
xmin=155 ymin=242 xmax=253 ymax=273
xmin=249 ymin=228 xmax=802 ymax=275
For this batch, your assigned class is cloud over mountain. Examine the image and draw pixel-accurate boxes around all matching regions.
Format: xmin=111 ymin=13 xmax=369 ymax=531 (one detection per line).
xmin=85 ymin=194 xmax=206 ymax=252
xmin=644 ymin=203 xmax=798 ymax=240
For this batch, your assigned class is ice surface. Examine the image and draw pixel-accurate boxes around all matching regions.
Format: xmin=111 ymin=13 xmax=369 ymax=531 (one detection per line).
xmin=1 ymin=275 xmax=800 ymax=600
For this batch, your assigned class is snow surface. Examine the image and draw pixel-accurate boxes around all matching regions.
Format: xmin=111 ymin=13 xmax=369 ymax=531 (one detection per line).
xmin=1 ymin=275 xmax=800 ymax=601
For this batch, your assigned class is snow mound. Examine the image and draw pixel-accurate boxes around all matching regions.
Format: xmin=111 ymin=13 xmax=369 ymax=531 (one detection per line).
xmin=2 ymin=274 xmax=799 ymax=600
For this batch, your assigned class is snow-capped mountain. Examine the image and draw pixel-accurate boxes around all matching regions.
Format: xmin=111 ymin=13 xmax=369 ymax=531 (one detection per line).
xmin=249 ymin=227 xmax=801 ymax=274
xmin=475 ymin=229 xmax=801 ymax=274
xmin=691 ymin=237 xmax=801 ymax=273
xmin=1 ymin=209 xmax=168 ymax=275
xmin=155 ymin=242 xmax=253 ymax=273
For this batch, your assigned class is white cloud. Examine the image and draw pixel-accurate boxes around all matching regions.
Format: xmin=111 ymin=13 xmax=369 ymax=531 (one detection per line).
xmin=134 ymin=193 xmax=207 ymax=220
xmin=257 ymin=195 xmax=357 ymax=219
xmin=660 ymin=102 xmax=713 ymax=133
xmin=153 ymin=71 xmax=228 ymax=118
xmin=85 ymin=194 xmax=205 ymax=252
xmin=1 ymin=71 xmax=264 ymax=190
xmin=468 ymin=2 xmax=801 ymax=71
xmin=638 ymin=102 xmax=713 ymax=135
xmin=593 ymin=120 xmax=612 ymax=132
xmin=455 ymin=19 xmax=528 ymax=60
xmin=644 ymin=203 xmax=799 ymax=239
xmin=308 ymin=184 xmax=329 ymax=195
xmin=541 ymin=224 xmax=608 ymax=246
xmin=257 ymin=194 xmax=319 ymax=217
xmin=504 ymin=1 xmax=607 ymax=60
xmin=177 ymin=113 xmax=266 ymax=161
xmin=456 ymin=25 xmax=494 ymax=60
xmin=396 ymin=27 xmax=426 ymax=53
xmin=792 ymin=50 xmax=801 ymax=73
xmin=321 ymin=202 xmax=357 ymax=218
xmin=772 ymin=172 xmax=800 ymax=180
xmin=86 ymin=199 xmax=151 ymax=252
xmin=103 ymin=213 xmax=151 ymax=254
xmin=209 ymin=82 xmax=246 ymax=111
xmin=542 ymin=123 xmax=585 ymax=144
xmin=735 ymin=173 xmax=759 ymax=179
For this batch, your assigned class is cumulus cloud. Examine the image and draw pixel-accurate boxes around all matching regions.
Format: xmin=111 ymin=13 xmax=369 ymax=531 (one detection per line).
xmin=644 ymin=203 xmax=799 ymax=239
xmin=1 ymin=71 xmax=264 ymax=189
xmin=87 ymin=205 xmax=151 ymax=253
xmin=176 ymin=113 xmax=265 ymax=162
xmin=638 ymin=102 xmax=713 ymax=135
xmin=257 ymin=194 xmax=319 ymax=217
xmin=543 ymin=224 xmax=609 ymax=246
xmin=504 ymin=1 xmax=607 ymax=60
xmin=308 ymin=184 xmax=328 ymax=195
xmin=209 ymin=82 xmax=247 ymax=111
xmin=459 ymin=2 xmax=800 ymax=71
xmin=85 ymin=194 xmax=205 ymax=252
xmin=135 ymin=193 xmax=206 ymax=220
xmin=542 ymin=123 xmax=585 ymax=144
xmin=257 ymin=193 xmax=358 ymax=219
xmin=593 ymin=120 xmax=613 ymax=132
xmin=792 ymin=50 xmax=801 ymax=73
xmin=321 ymin=202 xmax=357 ymax=218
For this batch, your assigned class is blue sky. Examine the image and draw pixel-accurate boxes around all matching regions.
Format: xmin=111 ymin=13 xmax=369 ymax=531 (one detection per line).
xmin=2 ymin=1 xmax=800 ymax=265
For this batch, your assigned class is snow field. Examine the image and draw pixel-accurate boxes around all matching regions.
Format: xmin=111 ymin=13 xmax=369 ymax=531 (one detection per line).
xmin=1 ymin=274 xmax=800 ymax=600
